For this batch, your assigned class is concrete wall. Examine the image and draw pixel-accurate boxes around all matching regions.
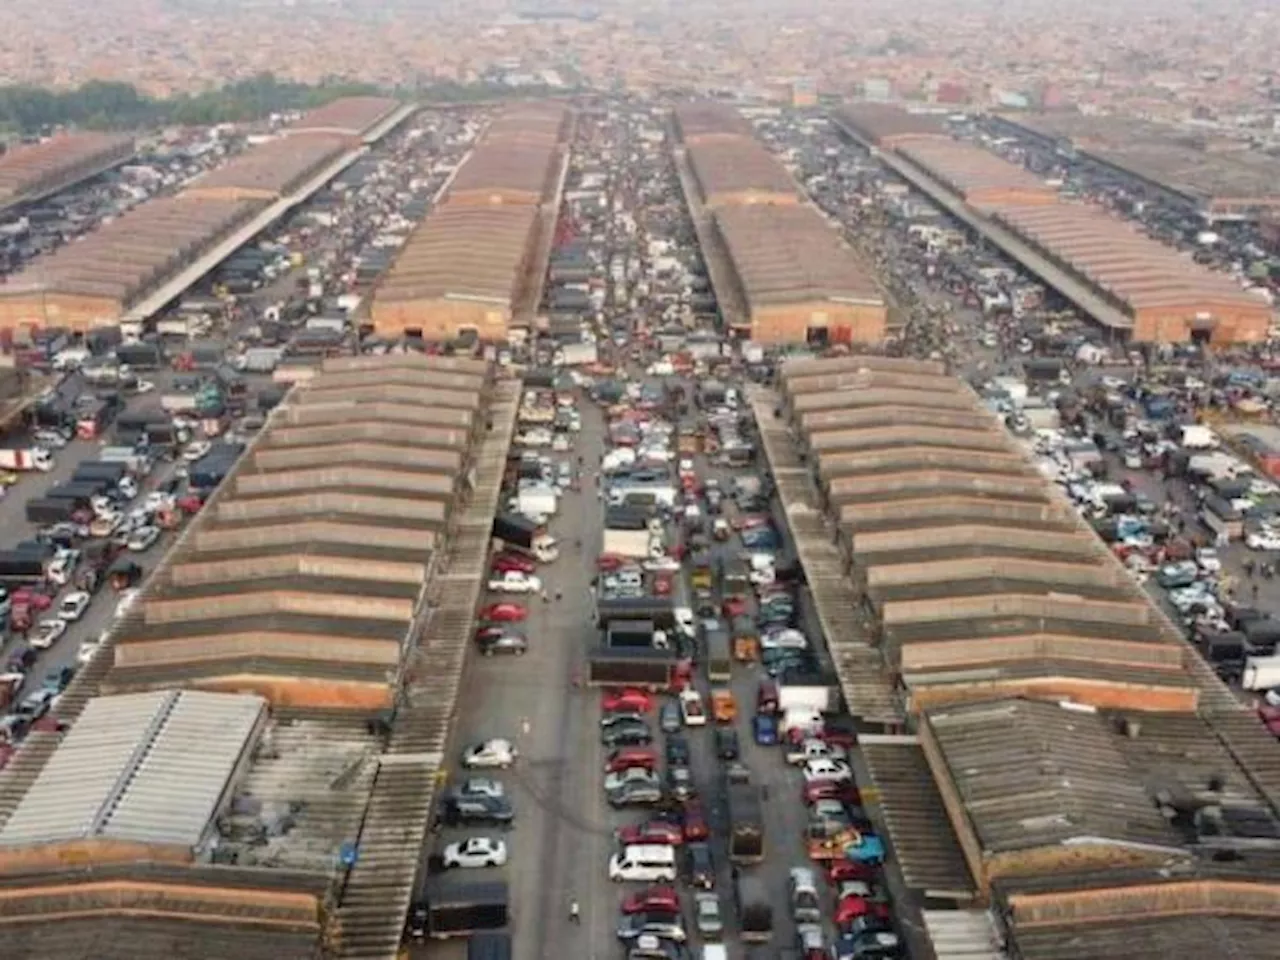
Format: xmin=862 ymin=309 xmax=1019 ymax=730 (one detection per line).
xmin=867 ymin=555 xmax=1124 ymax=591
xmin=842 ymin=496 xmax=1070 ymax=529
xmin=0 ymin=291 xmax=121 ymax=330
xmin=1132 ymin=300 xmax=1272 ymax=345
xmin=169 ymin=553 xmax=426 ymax=588
xmin=827 ymin=470 xmax=1046 ymax=504
xmin=899 ymin=631 xmax=1186 ymax=673
xmin=298 ymin=384 xmax=481 ymax=411
xmin=784 ymin=369 xmax=959 ymax=397
xmin=810 ymin=425 xmax=1009 ymax=455
xmin=114 ymin=632 xmax=401 ymax=669
xmin=194 ymin=519 xmax=435 ymax=554
xmin=803 ymin=406 xmax=995 ymax=435
xmin=267 ymin=422 xmax=468 ymax=450
xmin=792 ymin=387 xmax=966 ymax=415
xmin=369 ymin=295 xmax=510 ymax=342
xmin=855 ymin=523 xmax=1093 ymax=557
xmin=215 ymin=491 xmax=447 ymax=526
xmin=143 ymin=589 xmax=414 ymax=625
xmin=750 ymin=299 xmax=887 ymax=346
xmin=821 ymin=446 xmax=1027 ymax=482
xmin=881 ymin=592 xmax=1151 ymax=628
xmin=235 ymin=466 xmax=455 ymax=500
xmin=252 ymin=443 xmax=462 ymax=475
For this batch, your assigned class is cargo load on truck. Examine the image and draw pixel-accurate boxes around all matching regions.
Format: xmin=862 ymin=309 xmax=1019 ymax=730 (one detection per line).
xmin=0 ymin=448 xmax=54 ymax=472
xmin=24 ymin=498 xmax=78 ymax=525
xmin=408 ymin=879 xmax=508 ymax=941
xmin=586 ymin=648 xmax=690 ymax=690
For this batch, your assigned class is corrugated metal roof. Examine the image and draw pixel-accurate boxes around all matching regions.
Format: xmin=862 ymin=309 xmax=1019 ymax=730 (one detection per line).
xmin=0 ymin=690 xmax=264 ymax=849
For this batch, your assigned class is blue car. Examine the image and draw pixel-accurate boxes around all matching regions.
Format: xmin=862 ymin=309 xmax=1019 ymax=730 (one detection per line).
xmin=752 ymin=714 xmax=778 ymax=745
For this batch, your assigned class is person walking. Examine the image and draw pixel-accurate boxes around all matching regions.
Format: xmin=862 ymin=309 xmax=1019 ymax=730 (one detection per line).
xmin=568 ymin=898 xmax=580 ymax=924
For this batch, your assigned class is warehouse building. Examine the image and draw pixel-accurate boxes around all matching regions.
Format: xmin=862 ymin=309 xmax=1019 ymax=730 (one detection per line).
xmin=0 ymin=195 xmax=264 ymax=330
xmin=0 ymin=132 xmax=135 ymax=212
xmin=685 ymin=136 xmax=801 ymax=208
xmin=893 ymin=138 xmax=1058 ymax=210
xmin=181 ymin=133 xmax=350 ymax=202
xmin=713 ymin=203 xmax=885 ymax=344
xmin=831 ymin=103 xmax=949 ymax=148
xmin=672 ymin=101 xmax=756 ymax=143
xmin=0 ymin=354 xmax=509 ymax=960
xmin=990 ymin=202 xmax=1271 ymax=343
xmin=673 ymin=102 xmax=885 ymax=346
xmin=993 ymin=112 xmax=1280 ymax=222
xmin=283 ymin=96 xmax=403 ymax=140
xmin=754 ymin=356 xmax=1280 ymax=948
xmin=368 ymin=204 xmax=538 ymax=342
xmin=369 ymin=104 xmax=568 ymax=342
xmin=104 ymin=355 xmax=487 ymax=710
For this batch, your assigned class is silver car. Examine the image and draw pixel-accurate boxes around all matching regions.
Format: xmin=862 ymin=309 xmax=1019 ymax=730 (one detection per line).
xmin=694 ymin=892 xmax=723 ymax=939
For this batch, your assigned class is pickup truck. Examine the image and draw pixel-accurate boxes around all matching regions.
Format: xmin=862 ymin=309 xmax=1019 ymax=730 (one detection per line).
xmin=486 ymin=571 xmax=542 ymax=594
xmin=785 ymin=738 xmax=848 ymax=766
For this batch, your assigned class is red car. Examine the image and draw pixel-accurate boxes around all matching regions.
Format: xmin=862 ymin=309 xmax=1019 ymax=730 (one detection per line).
xmin=11 ymin=587 xmax=52 ymax=611
xmin=616 ymin=819 xmax=684 ymax=846
xmin=620 ymin=885 xmax=680 ymax=916
xmin=602 ymin=689 xmax=653 ymax=714
xmin=827 ymin=860 xmax=880 ymax=884
xmin=804 ymin=780 xmax=862 ymax=806
xmin=597 ymin=554 xmax=627 ymax=572
xmin=834 ymin=894 xmax=892 ymax=926
xmin=722 ymin=596 xmax=748 ymax=617
xmin=479 ymin=602 xmax=527 ymax=622
xmin=735 ymin=514 xmax=772 ymax=531
xmin=492 ymin=553 xmax=536 ymax=574
xmin=680 ymin=801 xmax=709 ymax=841
xmin=605 ymin=747 xmax=658 ymax=774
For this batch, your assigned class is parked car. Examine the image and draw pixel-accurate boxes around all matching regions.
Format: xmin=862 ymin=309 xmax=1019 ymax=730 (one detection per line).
xmin=442 ymin=836 xmax=508 ymax=869
xmin=461 ymin=738 xmax=519 ymax=769
xmin=479 ymin=603 xmax=527 ymax=622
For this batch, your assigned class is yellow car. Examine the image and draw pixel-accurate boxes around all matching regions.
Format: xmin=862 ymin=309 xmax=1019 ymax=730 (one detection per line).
xmin=0 ymin=471 xmax=19 ymax=486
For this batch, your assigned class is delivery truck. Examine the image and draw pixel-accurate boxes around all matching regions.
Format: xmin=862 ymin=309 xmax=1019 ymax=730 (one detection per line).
xmin=1243 ymin=654 xmax=1280 ymax=692
xmin=408 ymin=879 xmax=508 ymax=941
xmin=24 ymin=498 xmax=79 ymax=525
xmin=0 ymin=448 xmax=53 ymax=472
xmin=586 ymin=648 xmax=691 ymax=690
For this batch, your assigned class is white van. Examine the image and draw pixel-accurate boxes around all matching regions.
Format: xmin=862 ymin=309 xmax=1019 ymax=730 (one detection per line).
xmin=701 ymin=947 xmax=728 ymax=960
xmin=608 ymin=844 xmax=676 ymax=882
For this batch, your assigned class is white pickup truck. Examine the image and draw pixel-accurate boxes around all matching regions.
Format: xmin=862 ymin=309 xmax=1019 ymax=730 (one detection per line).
xmin=486 ymin=571 xmax=542 ymax=594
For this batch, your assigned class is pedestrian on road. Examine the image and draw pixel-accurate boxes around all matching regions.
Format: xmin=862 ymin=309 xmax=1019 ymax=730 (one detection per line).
xmin=569 ymin=899 xmax=580 ymax=924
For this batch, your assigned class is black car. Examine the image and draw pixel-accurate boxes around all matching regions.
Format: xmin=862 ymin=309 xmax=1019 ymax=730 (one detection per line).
xmin=477 ymin=631 xmax=528 ymax=656
xmin=602 ymin=721 xmax=653 ymax=747
xmin=601 ymin=711 xmax=648 ymax=728
xmin=440 ymin=794 xmax=514 ymax=828
xmin=666 ymin=764 xmax=696 ymax=801
xmin=665 ymin=734 xmax=690 ymax=766
xmin=685 ymin=841 xmax=715 ymax=889
xmin=714 ymin=728 xmax=740 ymax=761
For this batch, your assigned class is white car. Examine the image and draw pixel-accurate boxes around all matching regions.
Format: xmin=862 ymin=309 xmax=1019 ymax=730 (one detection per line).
xmin=114 ymin=588 xmax=141 ymax=620
xmin=77 ymin=634 xmax=105 ymax=664
xmin=1196 ymin=549 xmax=1222 ymax=574
xmin=643 ymin=556 xmax=681 ymax=573
xmin=486 ymin=571 xmax=542 ymax=594
xmin=30 ymin=617 xmax=67 ymax=650
xmin=442 ymin=836 xmax=508 ymax=869
xmin=90 ymin=511 xmax=122 ymax=538
xmin=134 ymin=380 xmax=156 ymax=394
xmin=182 ymin=441 xmax=211 ymax=462
xmin=127 ymin=525 xmax=161 ymax=552
xmin=461 ymin=738 xmax=519 ymax=769
xmin=57 ymin=591 xmax=92 ymax=621
xmin=1246 ymin=532 xmax=1280 ymax=550
xmin=802 ymin=758 xmax=854 ymax=784
xmin=679 ymin=689 xmax=707 ymax=727
xmin=144 ymin=492 xmax=175 ymax=513
xmin=46 ymin=551 xmax=78 ymax=587
xmin=32 ymin=429 xmax=68 ymax=449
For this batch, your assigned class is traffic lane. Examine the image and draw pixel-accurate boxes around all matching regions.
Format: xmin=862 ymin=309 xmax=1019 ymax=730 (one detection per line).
xmin=424 ymin=401 xmax=615 ymax=960
xmin=18 ymin=457 xmax=182 ymax=697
